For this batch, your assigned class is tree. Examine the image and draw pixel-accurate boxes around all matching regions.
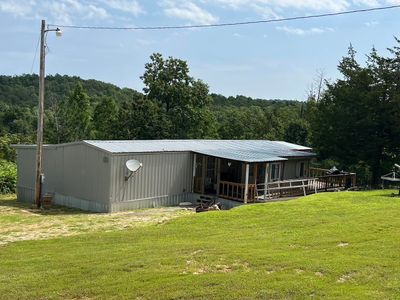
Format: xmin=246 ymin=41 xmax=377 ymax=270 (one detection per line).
xmin=92 ymin=96 xmax=118 ymax=139
xmin=310 ymin=42 xmax=400 ymax=184
xmin=114 ymin=97 xmax=171 ymax=140
xmin=284 ymin=121 xmax=309 ymax=146
xmin=54 ymin=83 xmax=92 ymax=143
xmin=141 ymin=53 xmax=218 ymax=139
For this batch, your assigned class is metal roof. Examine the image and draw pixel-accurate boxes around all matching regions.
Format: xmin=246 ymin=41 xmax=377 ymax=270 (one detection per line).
xmin=12 ymin=140 xmax=315 ymax=163
xmin=83 ymin=140 xmax=315 ymax=163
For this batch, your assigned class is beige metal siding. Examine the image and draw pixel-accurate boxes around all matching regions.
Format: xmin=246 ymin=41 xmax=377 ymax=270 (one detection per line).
xmin=16 ymin=148 xmax=37 ymax=191
xmin=283 ymin=159 xmax=311 ymax=180
xmin=109 ymin=152 xmax=193 ymax=209
xmin=61 ymin=143 xmax=111 ymax=206
xmin=15 ymin=143 xmax=111 ymax=212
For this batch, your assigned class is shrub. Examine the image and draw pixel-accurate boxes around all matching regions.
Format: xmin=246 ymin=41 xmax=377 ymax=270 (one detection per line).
xmin=348 ymin=161 xmax=372 ymax=187
xmin=0 ymin=159 xmax=17 ymax=194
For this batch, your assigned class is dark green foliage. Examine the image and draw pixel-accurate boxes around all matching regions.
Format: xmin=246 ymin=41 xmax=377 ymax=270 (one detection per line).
xmin=92 ymin=97 xmax=118 ymax=140
xmin=348 ymin=161 xmax=373 ymax=187
xmin=214 ymin=104 xmax=305 ymax=140
xmin=47 ymin=83 xmax=92 ymax=143
xmin=0 ymin=134 xmax=34 ymax=162
xmin=0 ymin=103 xmax=36 ymax=136
xmin=284 ymin=121 xmax=310 ymax=146
xmin=309 ymin=41 xmax=400 ymax=184
xmin=0 ymin=74 xmax=141 ymax=107
xmin=211 ymin=93 xmax=298 ymax=108
xmin=0 ymin=159 xmax=16 ymax=194
xmin=141 ymin=53 xmax=219 ymax=139
xmin=0 ymin=55 xmax=309 ymax=167
xmin=114 ymin=97 xmax=171 ymax=140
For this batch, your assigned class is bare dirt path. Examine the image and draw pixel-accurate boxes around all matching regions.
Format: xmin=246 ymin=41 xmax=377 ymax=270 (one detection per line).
xmin=0 ymin=195 xmax=194 ymax=246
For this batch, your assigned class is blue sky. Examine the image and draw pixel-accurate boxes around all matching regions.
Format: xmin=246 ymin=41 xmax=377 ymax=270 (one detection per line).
xmin=0 ymin=0 xmax=399 ymax=100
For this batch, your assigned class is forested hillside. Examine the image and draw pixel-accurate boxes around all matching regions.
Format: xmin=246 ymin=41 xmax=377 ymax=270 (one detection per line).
xmin=1 ymin=39 xmax=400 ymax=187
xmin=0 ymin=58 xmax=310 ymax=159
xmin=0 ymin=74 xmax=141 ymax=107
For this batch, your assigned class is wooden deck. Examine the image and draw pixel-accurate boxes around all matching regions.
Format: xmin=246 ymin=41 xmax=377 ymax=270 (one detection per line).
xmin=216 ymin=168 xmax=356 ymax=203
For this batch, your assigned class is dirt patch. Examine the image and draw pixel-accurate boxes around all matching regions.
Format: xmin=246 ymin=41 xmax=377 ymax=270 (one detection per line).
xmin=182 ymin=250 xmax=249 ymax=275
xmin=337 ymin=272 xmax=355 ymax=283
xmin=0 ymin=200 xmax=194 ymax=246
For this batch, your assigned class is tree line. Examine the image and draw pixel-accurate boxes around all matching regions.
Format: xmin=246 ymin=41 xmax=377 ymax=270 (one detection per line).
xmin=0 ymin=53 xmax=309 ymax=158
xmin=1 ymin=39 xmax=400 ymax=186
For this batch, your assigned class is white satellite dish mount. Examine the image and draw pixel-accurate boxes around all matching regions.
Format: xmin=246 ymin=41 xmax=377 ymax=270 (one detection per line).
xmin=125 ymin=159 xmax=143 ymax=181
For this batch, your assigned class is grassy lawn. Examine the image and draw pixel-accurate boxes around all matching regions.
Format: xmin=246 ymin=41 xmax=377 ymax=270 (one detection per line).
xmin=0 ymin=191 xmax=399 ymax=299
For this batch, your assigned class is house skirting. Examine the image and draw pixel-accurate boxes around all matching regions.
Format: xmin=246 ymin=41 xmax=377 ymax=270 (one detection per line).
xmin=110 ymin=193 xmax=197 ymax=212
xmin=17 ymin=186 xmax=109 ymax=212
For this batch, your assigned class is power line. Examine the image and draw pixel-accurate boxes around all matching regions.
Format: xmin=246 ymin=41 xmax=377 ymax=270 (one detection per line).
xmin=30 ymin=33 xmax=40 ymax=73
xmin=49 ymin=5 xmax=400 ymax=31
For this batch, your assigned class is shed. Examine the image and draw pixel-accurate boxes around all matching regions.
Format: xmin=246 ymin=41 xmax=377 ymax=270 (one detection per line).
xmin=13 ymin=140 xmax=316 ymax=212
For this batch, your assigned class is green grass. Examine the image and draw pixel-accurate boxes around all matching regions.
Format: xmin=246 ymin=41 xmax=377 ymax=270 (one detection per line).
xmin=0 ymin=191 xmax=400 ymax=299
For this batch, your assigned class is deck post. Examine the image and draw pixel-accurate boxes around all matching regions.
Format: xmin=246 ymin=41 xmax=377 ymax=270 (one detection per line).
xmin=264 ymin=163 xmax=269 ymax=200
xmin=216 ymin=158 xmax=221 ymax=196
xmin=244 ymin=163 xmax=250 ymax=204
xmin=192 ymin=153 xmax=196 ymax=192
xmin=201 ymin=155 xmax=206 ymax=194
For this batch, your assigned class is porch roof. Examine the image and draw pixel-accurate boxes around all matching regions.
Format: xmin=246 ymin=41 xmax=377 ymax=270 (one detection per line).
xmin=193 ymin=149 xmax=287 ymax=163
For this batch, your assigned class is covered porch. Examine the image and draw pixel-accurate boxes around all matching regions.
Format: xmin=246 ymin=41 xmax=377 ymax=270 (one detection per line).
xmin=192 ymin=153 xmax=356 ymax=203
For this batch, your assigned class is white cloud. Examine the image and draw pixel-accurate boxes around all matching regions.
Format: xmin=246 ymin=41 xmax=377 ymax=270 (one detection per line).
xmin=45 ymin=0 xmax=109 ymax=24
xmin=250 ymin=3 xmax=281 ymax=19
xmin=0 ymin=0 xmax=36 ymax=17
xmin=209 ymin=0 xmax=351 ymax=16
xmin=0 ymin=0 xmax=398 ymax=26
xmin=276 ymin=26 xmax=335 ymax=35
xmin=163 ymin=1 xmax=218 ymax=24
xmin=0 ymin=0 xmax=122 ymax=24
xmin=364 ymin=20 xmax=379 ymax=26
xmin=136 ymin=38 xmax=156 ymax=46
xmin=104 ymin=0 xmax=144 ymax=16
xmin=353 ymin=0 xmax=380 ymax=6
xmin=87 ymin=5 xmax=108 ymax=19
xmin=203 ymin=0 xmax=399 ymax=20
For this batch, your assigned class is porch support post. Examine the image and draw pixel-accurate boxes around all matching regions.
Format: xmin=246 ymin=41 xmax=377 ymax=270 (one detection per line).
xmin=201 ymin=155 xmax=206 ymax=194
xmin=192 ymin=153 xmax=196 ymax=193
xmin=216 ymin=158 xmax=221 ymax=196
xmin=264 ymin=163 xmax=269 ymax=200
xmin=244 ymin=163 xmax=250 ymax=204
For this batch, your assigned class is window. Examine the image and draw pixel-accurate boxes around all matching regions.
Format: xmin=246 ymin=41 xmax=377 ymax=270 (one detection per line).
xmin=270 ymin=163 xmax=281 ymax=181
xmin=297 ymin=161 xmax=306 ymax=178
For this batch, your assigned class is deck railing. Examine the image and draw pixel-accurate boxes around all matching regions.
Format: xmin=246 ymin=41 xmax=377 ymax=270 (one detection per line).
xmin=310 ymin=167 xmax=356 ymax=191
xmin=218 ymin=181 xmax=256 ymax=202
xmin=201 ymin=168 xmax=356 ymax=203
xmin=256 ymin=178 xmax=317 ymax=200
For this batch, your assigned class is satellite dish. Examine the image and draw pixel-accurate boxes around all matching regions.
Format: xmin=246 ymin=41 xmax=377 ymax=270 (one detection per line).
xmin=125 ymin=159 xmax=142 ymax=180
xmin=126 ymin=159 xmax=142 ymax=172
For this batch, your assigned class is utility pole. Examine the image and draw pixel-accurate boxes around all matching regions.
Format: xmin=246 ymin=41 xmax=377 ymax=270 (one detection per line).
xmin=34 ymin=20 xmax=46 ymax=208
xmin=34 ymin=20 xmax=62 ymax=208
